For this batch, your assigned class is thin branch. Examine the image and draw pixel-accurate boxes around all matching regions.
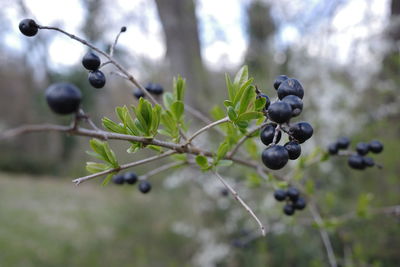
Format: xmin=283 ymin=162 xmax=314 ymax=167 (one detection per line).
xmin=140 ymin=161 xmax=186 ymax=180
xmin=186 ymin=117 xmax=230 ymax=144
xmin=227 ymin=122 xmax=269 ymax=158
xmin=185 ymin=105 xmax=226 ymax=136
xmin=214 ymin=171 xmax=266 ymax=236
xmin=109 ymin=71 xmax=129 ymax=80
xmin=109 ymin=29 xmax=124 ymax=58
xmin=309 ymin=203 xmax=338 ymax=267
xmin=72 ymin=150 xmax=176 ymax=185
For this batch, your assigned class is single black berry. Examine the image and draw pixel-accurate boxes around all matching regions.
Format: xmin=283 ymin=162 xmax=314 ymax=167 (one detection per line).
xmin=138 ymin=180 xmax=151 ymax=193
xmin=284 ymin=141 xmax=302 ymax=160
xmin=283 ymin=204 xmax=295 ymax=216
xmin=256 ymin=93 xmax=271 ymax=109
xmin=293 ymin=197 xmax=306 ymax=210
xmin=220 ymin=188 xmax=229 ymax=197
xmin=277 ymin=78 xmax=304 ymax=99
xmin=273 ymin=75 xmax=288 ymax=90
xmin=337 ymin=137 xmax=350 ymax=149
xmin=124 ymin=172 xmax=138 ymax=184
xmin=363 ymin=157 xmax=375 ymax=167
xmin=289 ymin=122 xmax=313 ymax=143
xmin=121 ymin=26 xmax=127 ymax=32
xmin=348 ymin=155 xmax=366 ymax=170
xmin=286 ymin=187 xmax=300 ymax=201
xmin=82 ymin=51 xmax=101 ymax=71
xmin=112 ymin=174 xmax=125 ymax=185
xmin=88 ymin=70 xmax=106 ymax=88
xmin=369 ymin=140 xmax=383 ymax=153
xmin=19 ymin=19 xmax=38 ymax=37
xmin=261 ymin=145 xmax=289 ymax=170
xmin=356 ymin=142 xmax=369 ymax=155
xmin=133 ymin=89 xmax=145 ymax=99
xmin=45 ymin=82 xmax=82 ymax=115
xmin=145 ymin=83 xmax=164 ymax=95
xmin=274 ymin=189 xmax=287 ymax=201
xmin=260 ymin=123 xmax=281 ymax=145
xmin=282 ymin=95 xmax=303 ymax=117
xmin=267 ymin=101 xmax=293 ymax=123
xmin=328 ymin=143 xmax=339 ymax=155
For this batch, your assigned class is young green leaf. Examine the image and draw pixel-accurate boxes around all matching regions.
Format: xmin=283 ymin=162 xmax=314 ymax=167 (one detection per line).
xmin=102 ymin=172 xmax=116 ymax=186
xmin=171 ymin=101 xmax=184 ymax=122
xmin=237 ymin=111 xmax=263 ymax=122
xmin=174 ymin=76 xmax=186 ymax=102
xmin=86 ymin=162 xmax=110 ymax=173
xmin=233 ymin=65 xmax=248 ymax=87
xmin=227 ymin=106 xmax=237 ymax=121
xmin=225 ymin=73 xmax=235 ymax=101
xmin=195 ymin=155 xmax=209 ymax=169
xmin=163 ymin=92 xmax=174 ymax=110
xmin=255 ymin=96 xmax=267 ymax=111
xmin=102 ymin=117 xmax=126 ymax=134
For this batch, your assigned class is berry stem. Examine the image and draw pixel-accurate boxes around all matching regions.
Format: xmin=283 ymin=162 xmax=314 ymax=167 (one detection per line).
xmin=214 ymin=171 xmax=267 ymax=236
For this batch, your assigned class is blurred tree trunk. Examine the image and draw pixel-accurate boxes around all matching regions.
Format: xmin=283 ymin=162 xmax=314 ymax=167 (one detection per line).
xmin=154 ymin=0 xmax=207 ymax=107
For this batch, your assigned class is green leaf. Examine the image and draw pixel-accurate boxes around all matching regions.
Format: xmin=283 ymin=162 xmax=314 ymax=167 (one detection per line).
xmin=102 ymin=142 xmax=118 ymax=167
xmin=86 ymin=162 xmax=110 ymax=173
xmin=255 ymin=97 xmax=267 ymax=111
xmin=223 ymin=100 xmax=234 ymax=108
xmin=116 ymin=106 xmax=127 ymax=123
xmin=102 ymin=117 xmax=126 ymax=133
xmin=227 ymin=106 xmax=237 ymax=121
xmin=233 ymin=78 xmax=254 ymax=106
xmin=89 ymin=139 xmax=107 ymax=161
xmin=225 ymin=73 xmax=235 ymax=101
xmin=86 ymin=151 xmax=105 ymax=161
xmin=127 ymin=143 xmax=141 ymax=153
xmin=233 ymin=65 xmax=248 ymax=87
xmin=163 ymin=92 xmax=174 ymax=110
xmin=238 ymin=84 xmax=256 ymax=114
xmin=237 ymin=111 xmax=263 ymax=122
xmin=236 ymin=120 xmax=249 ymax=129
xmin=174 ymin=76 xmax=186 ymax=101
xmin=171 ymin=101 xmax=184 ymax=121
xmin=150 ymin=104 xmax=162 ymax=136
xmin=216 ymin=160 xmax=233 ymax=167
xmin=102 ymin=172 xmax=116 ymax=186
xmin=216 ymin=141 xmax=230 ymax=161
xmin=195 ymin=155 xmax=209 ymax=169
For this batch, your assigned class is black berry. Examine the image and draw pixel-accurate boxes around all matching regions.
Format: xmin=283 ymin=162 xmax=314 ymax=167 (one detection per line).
xmin=328 ymin=143 xmax=339 ymax=155
xmin=261 ymin=145 xmax=289 ymax=170
xmin=88 ymin=70 xmax=106 ymax=88
xmin=220 ymin=188 xmax=229 ymax=197
xmin=138 ymin=180 xmax=151 ymax=193
xmin=282 ymin=95 xmax=303 ymax=117
xmin=45 ymin=82 xmax=82 ymax=115
xmin=277 ymin=78 xmax=304 ymax=99
xmin=289 ymin=122 xmax=313 ymax=143
xmin=19 ymin=19 xmax=38 ymax=37
xmin=267 ymin=101 xmax=292 ymax=123
xmin=284 ymin=141 xmax=302 ymax=160
xmin=274 ymin=189 xmax=287 ymax=201
xmin=293 ymin=197 xmax=306 ymax=210
xmin=260 ymin=123 xmax=281 ymax=145
xmin=112 ymin=174 xmax=125 ymax=185
xmin=256 ymin=93 xmax=271 ymax=109
xmin=145 ymin=83 xmax=164 ymax=95
xmin=283 ymin=204 xmax=295 ymax=216
xmin=369 ymin=140 xmax=383 ymax=153
xmin=348 ymin=155 xmax=366 ymax=170
xmin=82 ymin=51 xmax=101 ymax=71
xmin=337 ymin=137 xmax=350 ymax=149
xmin=121 ymin=26 xmax=127 ymax=32
xmin=124 ymin=172 xmax=138 ymax=184
xmin=133 ymin=89 xmax=145 ymax=99
xmin=356 ymin=142 xmax=369 ymax=155
xmin=363 ymin=157 xmax=375 ymax=167
xmin=273 ymin=75 xmax=288 ymax=90
xmin=286 ymin=187 xmax=300 ymax=201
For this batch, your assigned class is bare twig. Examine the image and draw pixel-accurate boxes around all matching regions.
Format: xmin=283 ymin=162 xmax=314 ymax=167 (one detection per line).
xmin=185 ymin=117 xmax=230 ymax=144
xmin=109 ymin=28 xmax=124 ymax=58
xmin=309 ymin=203 xmax=338 ymax=267
xmin=72 ymin=150 xmax=176 ymax=185
xmin=185 ymin=105 xmax=226 ymax=136
xmin=214 ymin=171 xmax=266 ymax=236
xmin=109 ymin=71 xmax=129 ymax=80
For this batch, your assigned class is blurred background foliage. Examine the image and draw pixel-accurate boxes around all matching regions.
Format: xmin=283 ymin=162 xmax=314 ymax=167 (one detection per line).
xmin=0 ymin=0 xmax=399 ymax=266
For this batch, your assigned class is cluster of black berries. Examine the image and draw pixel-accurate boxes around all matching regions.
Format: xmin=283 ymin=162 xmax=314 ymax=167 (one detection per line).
xmin=82 ymin=51 xmax=106 ymax=89
xmin=260 ymin=75 xmax=313 ymax=170
xmin=112 ymin=172 xmax=152 ymax=194
xmin=328 ymin=137 xmax=383 ymax=170
xmin=274 ymin=187 xmax=306 ymax=215
xmin=133 ymin=82 xmax=164 ymax=99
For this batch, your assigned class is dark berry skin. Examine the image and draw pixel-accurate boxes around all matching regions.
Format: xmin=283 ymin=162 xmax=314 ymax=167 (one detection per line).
xmin=363 ymin=157 xmax=375 ymax=167
xmin=284 ymin=141 xmax=302 ymax=160
xmin=124 ymin=172 xmax=138 ymax=184
xmin=45 ymin=82 xmax=82 ymax=115
xmin=267 ymin=101 xmax=293 ymax=123
xmin=260 ymin=123 xmax=281 ymax=145
xmin=88 ymin=70 xmax=106 ymax=88
xmin=348 ymin=155 xmax=366 ymax=170
xmin=369 ymin=140 xmax=383 ymax=153
xmin=112 ymin=174 xmax=125 ymax=185
xmin=121 ymin=26 xmax=127 ymax=32
xmin=293 ymin=197 xmax=306 ymax=210
xmin=328 ymin=143 xmax=339 ymax=155
xmin=277 ymin=78 xmax=304 ymax=99
xmin=283 ymin=204 xmax=295 ymax=216
xmin=261 ymin=145 xmax=289 ymax=170
xmin=337 ymin=137 xmax=350 ymax=149
xmin=256 ymin=93 xmax=271 ymax=109
xmin=145 ymin=83 xmax=164 ymax=95
xmin=274 ymin=189 xmax=287 ymax=201
xmin=82 ymin=51 xmax=101 ymax=71
xmin=286 ymin=187 xmax=300 ymax=201
xmin=220 ymin=188 xmax=229 ymax=197
xmin=273 ymin=75 xmax=288 ymax=90
xmin=19 ymin=19 xmax=38 ymax=37
xmin=138 ymin=180 xmax=152 ymax=193
xmin=356 ymin=142 xmax=369 ymax=155
xmin=289 ymin=122 xmax=313 ymax=144
xmin=282 ymin=95 xmax=303 ymax=117
xmin=133 ymin=89 xmax=145 ymax=99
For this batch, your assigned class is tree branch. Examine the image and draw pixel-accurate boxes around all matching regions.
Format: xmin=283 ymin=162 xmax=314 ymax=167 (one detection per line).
xmin=185 ymin=117 xmax=230 ymax=144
